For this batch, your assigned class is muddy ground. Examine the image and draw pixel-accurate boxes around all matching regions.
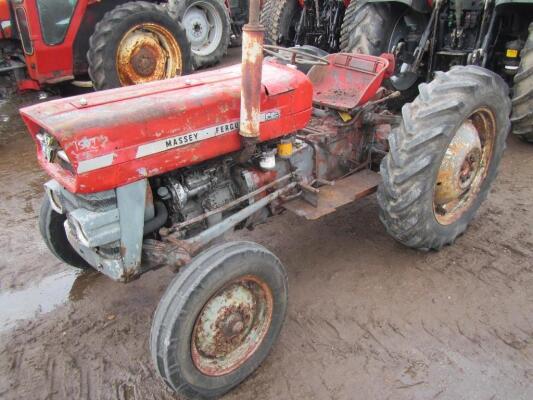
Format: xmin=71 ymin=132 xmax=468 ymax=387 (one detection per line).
xmin=0 ymin=51 xmax=532 ymax=400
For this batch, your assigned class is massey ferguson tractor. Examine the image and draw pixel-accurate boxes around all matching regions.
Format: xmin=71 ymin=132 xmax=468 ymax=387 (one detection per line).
xmin=340 ymin=0 xmax=533 ymax=142
xmin=21 ymin=0 xmax=510 ymax=397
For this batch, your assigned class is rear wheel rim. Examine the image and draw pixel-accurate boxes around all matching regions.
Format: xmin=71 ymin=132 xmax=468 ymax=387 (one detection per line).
xmin=183 ymin=1 xmax=223 ymax=56
xmin=433 ymin=108 xmax=496 ymax=225
xmin=191 ymin=275 xmax=273 ymax=376
xmin=116 ymin=23 xmax=183 ymax=86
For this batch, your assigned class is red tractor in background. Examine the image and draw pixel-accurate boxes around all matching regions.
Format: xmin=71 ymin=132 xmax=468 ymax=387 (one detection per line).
xmin=22 ymin=0 xmax=511 ymax=397
xmin=0 ymin=0 xmax=194 ymax=93
xmin=0 ymin=0 xmax=248 ymax=94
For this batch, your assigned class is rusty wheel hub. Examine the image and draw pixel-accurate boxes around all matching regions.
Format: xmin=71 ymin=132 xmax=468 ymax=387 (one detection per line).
xmin=116 ymin=23 xmax=183 ymax=86
xmin=192 ymin=275 xmax=273 ymax=376
xmin=434 ymin=109 xmax=496 ymax=225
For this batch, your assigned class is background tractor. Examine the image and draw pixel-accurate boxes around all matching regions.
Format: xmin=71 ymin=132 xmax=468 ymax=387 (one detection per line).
xmin=0 ymin=0 xmax=246 ymax=94
xmin=340 ymin=0 xmax=533 ymax=142
xmin=21 ymin=0 xmax=511 ymax=398
xmin=260 ymin=0 xmax=349 ymax=52
xmin=0 ymin=0 xmax=193 ymax=92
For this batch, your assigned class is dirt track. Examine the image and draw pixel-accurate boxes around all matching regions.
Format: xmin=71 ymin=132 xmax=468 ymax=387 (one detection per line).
xmin=0 ymin=61 xmax=532 ymax=399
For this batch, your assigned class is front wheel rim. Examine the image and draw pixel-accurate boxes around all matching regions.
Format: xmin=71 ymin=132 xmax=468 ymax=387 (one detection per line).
xmin=191 ymin=275 xmax=274 ymax=376
xmin=116 ymin=23 xmax=183 ymax=86
xmin=433 ymin=108 xmax=496 ymax=225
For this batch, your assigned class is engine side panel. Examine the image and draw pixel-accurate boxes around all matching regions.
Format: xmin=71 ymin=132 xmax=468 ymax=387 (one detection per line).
xmin=20 ymin=61 xmax=313 ymax=193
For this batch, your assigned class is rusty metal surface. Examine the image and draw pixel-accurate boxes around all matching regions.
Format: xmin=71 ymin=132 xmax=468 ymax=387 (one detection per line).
xmin=20 ymin=61 xmax=313 ymax=194
xmin=239 ymin=25 xmax=264 ymax=139
xmin=191 ymin=275 xmax=273 ymax=376
xmin=307 ymin=53 xmax=390 ymax=111
xmin=116 ymin=23 xmax=183 ymax=86
xmin=433 ymin=108 xmax=496 ymax=225
xmin=283 ymin=169 xmax=381 ymax=220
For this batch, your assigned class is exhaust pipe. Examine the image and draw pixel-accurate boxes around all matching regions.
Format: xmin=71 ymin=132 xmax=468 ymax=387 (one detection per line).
xmin=237 ymin=0 xmax=264 ymax=163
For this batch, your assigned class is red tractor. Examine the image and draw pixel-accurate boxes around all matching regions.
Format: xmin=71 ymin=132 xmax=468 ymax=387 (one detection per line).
xmin=21 ymin=0 xmax=510 ymax=397
xmin=0 ymin=0 xmax=194 ymax=92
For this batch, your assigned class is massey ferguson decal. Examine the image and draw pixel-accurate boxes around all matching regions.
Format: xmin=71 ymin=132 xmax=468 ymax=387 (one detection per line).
xmin=135 ymin=110 xmax=281 ymax=159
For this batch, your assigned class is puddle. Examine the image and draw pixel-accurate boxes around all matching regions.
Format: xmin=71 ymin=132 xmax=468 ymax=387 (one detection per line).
xmin=0 ymin=269 xmax=94 ymax=332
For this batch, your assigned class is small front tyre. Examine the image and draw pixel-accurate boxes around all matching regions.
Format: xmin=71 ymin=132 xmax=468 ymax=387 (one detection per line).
xmin=378 ymin=66 xmax=511 ymax=250
xmin=39 ymin=195 xmax=91 ymax=269
xmin=150 ymin=241 xmax=288 ymax=399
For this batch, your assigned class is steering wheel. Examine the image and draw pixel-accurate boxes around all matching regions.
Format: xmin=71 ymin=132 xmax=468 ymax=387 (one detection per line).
xmin=263 ymin=45 xmax=330 ymax=66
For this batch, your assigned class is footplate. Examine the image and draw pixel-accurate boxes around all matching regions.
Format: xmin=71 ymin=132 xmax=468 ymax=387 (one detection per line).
xmin=283 ymin=170 xmax=381 ymax=220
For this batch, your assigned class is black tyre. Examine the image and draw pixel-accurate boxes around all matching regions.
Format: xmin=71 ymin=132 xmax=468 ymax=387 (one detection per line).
xmin=150 ymin=241 xmax=288 ymax=399
xmin=378 ymin=66 xmax=510 ymax=250
xmin=511 ymin=22 xmax=533 ymax=142
xmin=340 ymin=2 xmax=425 ymax=107
xmin=39 ymin=196 xmax=91 ymax=269
xmin=87 ymin=1 xmax=193 ymax=91
xmin=172 ymin=0 xmax=230 ymax=69
xmin=259 ymin=0 xmax=274 ymax=40
xmin=340 ymin=2 xmax=394 ymax=55
xmin=264 ymin=0 xmax=302 ymax=46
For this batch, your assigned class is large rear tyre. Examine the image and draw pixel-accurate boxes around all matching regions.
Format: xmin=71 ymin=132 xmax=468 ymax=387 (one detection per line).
xmin=511 ymin=22 xmax=533 ymax=142
xmin=378 ymin=66 xmax=510 ymax=250
xmin=340 ymin=2 xmax=394 ymax=55
xmin=340 ymin=2 xmax=424 ymax=108
xmin=262 ymin=0 xmax=302 ymax=46
xmin=150 ymin=241 xmax=288 ymax=399
xmin=87 ymin=1 xmax=192 ymax=90
xmin=39 ymin=196 xmax=91 ymax=269
xmin=171 ymin=0 xmax=230 ymax=69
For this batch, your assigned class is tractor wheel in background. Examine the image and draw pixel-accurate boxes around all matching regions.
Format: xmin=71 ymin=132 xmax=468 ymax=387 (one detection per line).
xmin=340 ymin=2 xmax=425 ymax=108
xmin=172 ymin=0 xmax=230 ymax=69
xmin=511 ymin=22 xmax=533 ymax=142
xmin=259 ymin=0 xmax=274 ymax=41
xmin=378 ymin=66 xmax=510 ymax=250
xmin=87 ymin=1 xmax=192 ymax=91
xmin=39 ymin=196 xmax=91 ymax=270
xmin=150 ymin=241 xmax=288 ymax=399
xmin=263 ymin=0 xmax=302 ymax=46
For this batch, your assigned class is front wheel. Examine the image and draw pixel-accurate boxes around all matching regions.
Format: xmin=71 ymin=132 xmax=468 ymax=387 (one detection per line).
xmin=378 ymin=66 xmax=511 ymax=250
xmin=39 ymin=196 xmax=91 ymax=269
xmin=150 ymin=241 xmax=288 ymax=399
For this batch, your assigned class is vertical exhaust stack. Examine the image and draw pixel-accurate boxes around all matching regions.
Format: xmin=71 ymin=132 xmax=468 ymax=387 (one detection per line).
xmin=237 ymin=0 xmax=264 ymax=163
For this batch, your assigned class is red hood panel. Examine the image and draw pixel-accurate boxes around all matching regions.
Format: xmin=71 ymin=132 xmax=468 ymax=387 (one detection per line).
xmin=21 ymin=61 xmax=313 ymax=193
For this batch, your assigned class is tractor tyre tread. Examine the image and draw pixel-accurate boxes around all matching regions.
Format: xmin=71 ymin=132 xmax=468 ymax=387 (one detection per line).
xmin=378 ymin=66 xmax=510 ymax=250
xmin=87 ymin=1 xmax=192 ymax=90
xmin=260 ymin=0 xmax=275 ymax=43
xmin=340 ymin=2 xmax=391 ymax=55
xmin=511 ymin=22 xmax=533 ymax=142
xmin=265 ymin=0 xmax=300 ymax=46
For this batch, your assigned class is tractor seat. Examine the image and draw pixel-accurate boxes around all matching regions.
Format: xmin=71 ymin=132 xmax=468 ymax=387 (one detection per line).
xmin=307 ymin=53 xmax=393 ymax=112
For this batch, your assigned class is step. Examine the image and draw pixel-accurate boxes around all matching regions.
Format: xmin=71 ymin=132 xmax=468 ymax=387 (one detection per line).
xmin=283 ymin=169 xmax=381 ymax=220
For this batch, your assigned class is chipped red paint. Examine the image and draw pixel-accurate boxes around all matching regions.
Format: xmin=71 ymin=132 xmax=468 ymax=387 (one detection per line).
xmin=308 ymin=53 xmax=391 ymax=111
xmin=20 ymin=61 xmax=313 ymax=194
